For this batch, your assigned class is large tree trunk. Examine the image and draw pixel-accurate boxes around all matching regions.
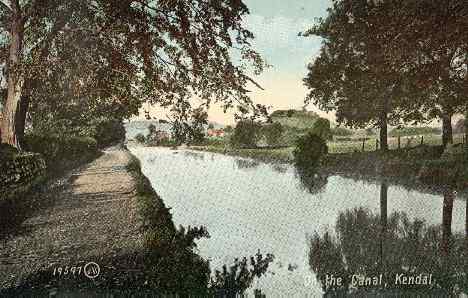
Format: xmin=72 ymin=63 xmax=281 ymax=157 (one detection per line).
xmin=1 ymin=5 xmax=24 ymax=149
xmin=442 ymin=113 xmax=453 ymax=148
xmin=379 ymin=113 xmax=388 ymax=151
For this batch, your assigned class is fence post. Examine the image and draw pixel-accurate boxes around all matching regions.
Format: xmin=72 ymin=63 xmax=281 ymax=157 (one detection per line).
xmin=420 ymin=135 xmax=424 ymax=145
xmin=362 ymin=139 xmax=365 ymax=152
xmin=397 ymin=135 xmax=401 ymax=149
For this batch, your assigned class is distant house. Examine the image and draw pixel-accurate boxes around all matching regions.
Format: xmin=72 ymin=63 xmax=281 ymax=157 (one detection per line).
xmin=207 ymin=128 xmax=224 ymax=138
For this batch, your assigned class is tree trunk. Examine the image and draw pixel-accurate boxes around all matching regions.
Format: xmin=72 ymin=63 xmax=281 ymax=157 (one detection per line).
xmin=1 ymin=6 xmax=24 ymax=149
xmin=441 ymin=189 xmax=454 ymax=257
xmin=379 ymin=113 xmax=388 ymax=151
xmin=442 ymin=113 xmax=453 ymax=148
xmin=15 ymin=94 xmax=29 ymax=148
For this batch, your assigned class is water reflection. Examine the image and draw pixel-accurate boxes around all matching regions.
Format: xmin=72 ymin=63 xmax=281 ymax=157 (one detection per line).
xmin=294 ymin=165 xmax=328 ymax=194
xmin=270 ymin=163 xmax=288 ymax=174
xmin=182 ymin=151 xmax=205 ymax=161
xmin=235 ymin=158 xmax=260 ymax=170
xmin=309 ymin=184 xmax=467 ymax=296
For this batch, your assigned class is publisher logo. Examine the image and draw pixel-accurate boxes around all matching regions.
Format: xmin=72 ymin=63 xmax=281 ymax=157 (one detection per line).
xmin=84 ymin=262 xmax=100 ymax=279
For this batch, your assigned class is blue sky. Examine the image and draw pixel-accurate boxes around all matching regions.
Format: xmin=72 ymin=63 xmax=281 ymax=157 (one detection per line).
xmin=211 ymin=0 xmax=333 ymax=124
xmin=244 ymin=0 xmax=331 ymax=75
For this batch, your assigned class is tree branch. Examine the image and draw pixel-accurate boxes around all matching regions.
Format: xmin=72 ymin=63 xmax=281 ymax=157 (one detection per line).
xmin=0 ymin=0 xmax=12 ymax=12
xmin=243 ymin=75 xmax=264 ymax=91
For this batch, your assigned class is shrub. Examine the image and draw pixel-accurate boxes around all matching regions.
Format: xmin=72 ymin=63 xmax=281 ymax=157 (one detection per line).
xmin=311 ymin=118 xmax=332 ymax=140
xmin=293 ymin=132 xmax=328 ymax=169
xmin=93 ymin=118 xmax=126 ymax=148
xmin=24 ymin=133 xmax=98 ymax=173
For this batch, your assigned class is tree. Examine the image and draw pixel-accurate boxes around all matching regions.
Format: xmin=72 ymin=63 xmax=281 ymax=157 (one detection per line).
xmin=230 ymin=120 xmax=260 ymax=148
xmin=404 ymin=0 xmax=468 ymax=147
xmin=0 ymin=0 xmax=266 ymax=149
xmin=261 ymin=122 xmax=283 ymax=147
xmin=303 ymin=0 xmax=432 ymax=151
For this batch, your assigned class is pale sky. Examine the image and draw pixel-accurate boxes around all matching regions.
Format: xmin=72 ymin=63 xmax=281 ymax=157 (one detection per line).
xmin=138 ymin=0 xmax=334 ymax=125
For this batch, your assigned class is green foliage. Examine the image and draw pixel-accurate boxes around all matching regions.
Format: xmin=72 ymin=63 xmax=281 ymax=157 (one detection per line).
xmin=293 ymin=132 xmax=328 ymax=169
xmin=1 ymin=0 xmax=269 ymax=149
xmin=303 ymin=0 xmax=467 ymax=147
xmin=0 ymin=143 xmax=19 ymax=163
xmin=311 ymin=118 xmax=332 ymax=140
xmin=261 ymin=122 xmax=284 ymax=146
xmin=93 ymin=118 xmax=126 ymax=148
xmin=171 ymin=107 xmax=208 ymax=145
xmin=230 ymin=120 xmax=261 ymax=148
xmin=209 ymin=251 xmax=274 ymax=296
xmin=389 ymin=126 xmax=441 ymax=137
xmin=24 ymin=133 xmax=98 ymax=173
xmin=135 ymin=133 xmax=146 ymax=144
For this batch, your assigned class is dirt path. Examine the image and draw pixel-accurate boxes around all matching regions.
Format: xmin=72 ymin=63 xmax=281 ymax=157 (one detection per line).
xmin=0 ymin=145 xmax=144 ymax=289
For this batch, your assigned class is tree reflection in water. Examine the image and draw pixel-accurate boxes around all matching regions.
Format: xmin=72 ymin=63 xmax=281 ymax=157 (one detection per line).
xmin=294 ymin=164 xmax=328 ymax=194
xmin=309 ymin=184 xmax=467 ymax=296
xmin=235 ymin=158 xmax=261 ymax=170
xmin=182 ymin=151 xmax=205 ymax=161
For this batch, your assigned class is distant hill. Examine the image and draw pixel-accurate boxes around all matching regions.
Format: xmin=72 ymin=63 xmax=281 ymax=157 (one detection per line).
xmin=270 ymin=109 xmax=321 ymax=130
xmin=270 ymin=109 xmax=329 ymax=145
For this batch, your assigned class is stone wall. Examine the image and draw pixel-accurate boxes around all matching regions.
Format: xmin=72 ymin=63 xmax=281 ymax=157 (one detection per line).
xmin=0 ymin=153 xmax=46 ymax=201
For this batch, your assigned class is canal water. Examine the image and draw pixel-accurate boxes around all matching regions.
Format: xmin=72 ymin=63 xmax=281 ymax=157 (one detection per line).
xmin=129 ymin=146 xmax=466 ymax=297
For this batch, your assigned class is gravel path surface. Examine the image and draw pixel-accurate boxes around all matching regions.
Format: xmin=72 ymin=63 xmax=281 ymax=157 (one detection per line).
xmin=0 ymin=145 xmax=144 ymax=289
